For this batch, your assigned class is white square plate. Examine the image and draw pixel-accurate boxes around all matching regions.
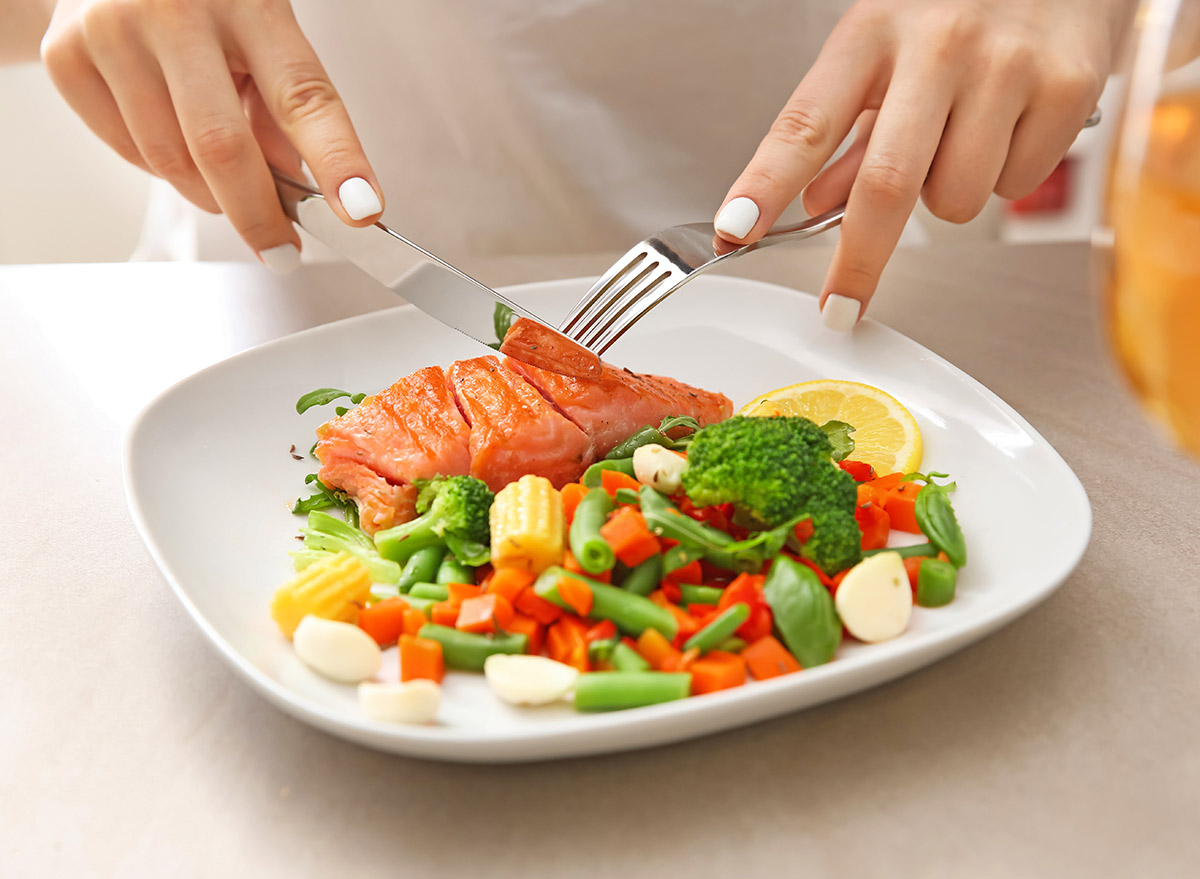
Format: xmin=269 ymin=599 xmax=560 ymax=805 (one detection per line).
xmin=124 ymin=275 xmax=1090 ymax=763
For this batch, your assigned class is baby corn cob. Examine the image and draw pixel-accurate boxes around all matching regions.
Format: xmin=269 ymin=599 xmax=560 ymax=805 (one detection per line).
xmin=490 ymin=475 xmax=565 ymax=575
xmin=271 ymin=550 xmax=372 ymax=639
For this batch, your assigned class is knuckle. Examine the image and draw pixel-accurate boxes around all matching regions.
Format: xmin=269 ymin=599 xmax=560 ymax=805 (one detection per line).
xmin=1043 ymin=61 xmax=1102 ymax=109
xmin=856 ymin=155 xmax=915 ymax=211
xmin=190 ymin=121 xmax=250 ymax=169
xmin=927 ymin=7 xmax=986 ymax=63
xmin=141 ymin=141 xmax=195 ymax=180
xmin=276 ymin=66 xmax=341 ymax=123
xmin=768 ymin=101 xmax=831 ymax=154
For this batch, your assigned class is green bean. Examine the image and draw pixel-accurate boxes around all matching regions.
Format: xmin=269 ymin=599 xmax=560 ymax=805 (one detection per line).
xmin=680 ymin=584 xmax=724 ymax=606
xmin=581 ymin=457 xmax=636 ymax=488
xmin=374 ymin=527 xmax=444 ymax=564
xmin=397 ymin=545 xmax=445 ymax=593
xmin=408 ymin=582 xmax=451 ymax=601
xmin=569 ymin=488 xmax=616 ymax=574
xmin=401 ymin=595 xmax=436 ymax=615
xmin=416 ymin=624 xmax=527 ymax=671
xmin=610 ymin=641 xmax=652 ymax=672
xmin=915 ymin=484 xmax=967 ymax=568
xmin=573 ymin=671 xmax=691 ymax=711
xmin=436 ymin=556 xmax=475 ymax=585
xmin=534 ymin=566 xmax=678 ymax=639
xmin=715 ymin=636 xmax=747 ymax=654
xmin=369 ymin=583 xmax=401 ymax=602
xmin=587 ymin=637 xmax=618 ymax=664
xmin=762 ymin=556 xmax=841 ymax=669
xmin=864 ymin=541 xmax=937 ymax=559
xmin=619 ymin=554 xmax=663 ymax=597
xmin=605 ymin=427 xmax=665 ymax=460
xmin=614 ymin=487 xmax=641 ymax=506
xmin=916 ymin=558 xmax=957 ymax=607
xmin=684 ymin=603 xmax=749 ymax=653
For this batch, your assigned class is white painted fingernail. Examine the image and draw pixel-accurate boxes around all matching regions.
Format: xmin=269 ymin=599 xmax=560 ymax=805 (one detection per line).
xmin=714 ymin=196 xmax=760 ymax=239
xmin=258 ymin=243 xmax=300 ymax=274
xmin=338 ymin=177 xmax=382 ymax=220
xmin=822 ymin=293 xmax=862 ymax=332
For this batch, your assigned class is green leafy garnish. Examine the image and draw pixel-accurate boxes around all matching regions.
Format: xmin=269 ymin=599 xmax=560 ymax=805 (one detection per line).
xmin=293 ymin=473 xmax=358 ymax=521
xmin=295 ymin=388 xmax=366 ymax=415
xmin=493 ymin=302 xmax=517 ymax=345
xmin=819 ymin=420 xmax=856 ymax=462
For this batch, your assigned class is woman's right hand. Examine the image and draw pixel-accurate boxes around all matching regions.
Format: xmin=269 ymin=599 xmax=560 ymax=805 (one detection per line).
xmin=41 ymin=0 xmax=383 ymax=271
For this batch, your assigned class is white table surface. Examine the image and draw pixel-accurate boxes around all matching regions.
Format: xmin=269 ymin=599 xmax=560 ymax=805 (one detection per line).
xmin=2 ymin=246 xmax=1197 ymax=878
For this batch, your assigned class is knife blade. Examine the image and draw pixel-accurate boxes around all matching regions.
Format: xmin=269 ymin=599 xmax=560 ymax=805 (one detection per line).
xmin=272 ymin=170 xmax=601 ymax=379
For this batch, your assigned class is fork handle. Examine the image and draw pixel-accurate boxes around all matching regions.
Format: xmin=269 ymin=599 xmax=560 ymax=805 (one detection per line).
xmin=752 ymin=204 xmax=846 ymax=249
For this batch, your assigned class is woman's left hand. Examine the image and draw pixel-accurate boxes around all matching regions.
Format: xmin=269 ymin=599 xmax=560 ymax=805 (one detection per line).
xmin=713 ymin=0 xmax=1135 ymax=329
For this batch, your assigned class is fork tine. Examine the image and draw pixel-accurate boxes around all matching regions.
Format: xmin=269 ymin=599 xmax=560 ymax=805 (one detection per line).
xmin=569 ymin=255 xmax=660 ymax=342
xmin=560 ymin=248 xmax=649 ymax=334
xmin=578 ymin=266 xmax=676 ymax=350
xmin=590 ymin=273 xmax=687 ymax=354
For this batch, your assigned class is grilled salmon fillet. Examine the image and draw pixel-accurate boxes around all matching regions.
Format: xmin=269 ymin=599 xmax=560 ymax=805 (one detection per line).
xmin=314 ymin=356 xmax=731 ymax=533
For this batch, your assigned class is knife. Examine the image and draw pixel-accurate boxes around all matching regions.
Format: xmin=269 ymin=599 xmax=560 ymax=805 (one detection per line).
xmin=272 ymin=170 xmax=602 ymax=379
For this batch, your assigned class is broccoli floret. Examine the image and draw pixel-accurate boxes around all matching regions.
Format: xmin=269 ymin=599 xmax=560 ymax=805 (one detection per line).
xmin=798 ymin=508 xmax=863 ymax=575
xmin=374 ymin=475 xmax=494 ymax=565
xmin=682 ymin=416 xmax=856 ymax=527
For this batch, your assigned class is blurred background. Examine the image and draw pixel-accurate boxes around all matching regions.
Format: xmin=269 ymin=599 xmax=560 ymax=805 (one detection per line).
xmin=0 ymin=60 xmax=1123 ymax=266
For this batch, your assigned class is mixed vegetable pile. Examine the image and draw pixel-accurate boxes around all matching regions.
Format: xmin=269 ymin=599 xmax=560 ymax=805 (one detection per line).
xmin=274 ymin=389 xmax=966 ymax=725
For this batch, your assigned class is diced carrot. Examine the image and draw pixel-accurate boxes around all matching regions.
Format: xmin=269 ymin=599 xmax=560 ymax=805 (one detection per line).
xmin=516 ymin=588 xmax=564 ymax=625
xmin=855 ymin=502 xmax=891 ymax=550
xmin=663 ymin=559 xmax=703 ymax=585
xmin=599 ymin=506 xmax=661 ymax=567
xmin=869 ymin=472 xmax=906 ymax=493
xmin=648 ymin=590 xmax=699 ymax=642
xmin=557 ymin=576 xmax=594 ymax=617
xmin=600 ymin=468 xmax=643 ymax=498
xmin=883 ymin=481 xmax=922 ymax=534
xmin=401 ymin=606 xmax=429 ymax=637
xmin=563 ymin=550 xmax=611 ymax=583
xmin=585 ymin=619 xmax=618 ymax=644
xmin=503 ymin=613 xmax=545 ymax=654
xmin=430 ymin=600 xmax=460 ymax=627
xmin=561 ymin=482 xmax=587 ymax=524
xmin=399 ymin=634 xmax=444 ymax=683
xmin=447 ymin=582 xmax=482 ymax=603
xmin=547 ymin=618 xmax=590 ymax=671
xmin=689 ymin=651 xmax=747 ymax=695
xmin=456 ymin=593 xmax=515 ymax=634
xmin=486 ymin=567 xmax=536 ymax=604
xmin=857 ymin=483 xmax=880 ymax=507
xmin=357 ymin=597 xmax=410 ymax=647
xmin=636 ymin=628 xmax=682 ymax=671
xmin=742 ymin=635 xmax=802 ymax=680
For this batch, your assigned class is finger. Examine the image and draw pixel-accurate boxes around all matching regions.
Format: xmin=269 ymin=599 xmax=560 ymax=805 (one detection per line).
xmin=713 ymin=21 xmax=888 ymax=245
xmin=239 ymin=77 xmax=304 ymax=180
xmin=802 ymin=111 xmax=876 ymax=217
xmin=921 ymin=86 xmax=1027 ymax=224
xmin=995 ymin=70 xmax=1100 ymax=200
xmin=80 ymin=12 xmax=220 ymax=213
xmin=152 ymin=23 xmax=301 ymax=270
xmin=40 ymin=25 xmax=147 ymax=173
xmin=820 ymin=60 xmax=954 ymax=330
xmin=233 ymin=6 xmax=383 ymax=225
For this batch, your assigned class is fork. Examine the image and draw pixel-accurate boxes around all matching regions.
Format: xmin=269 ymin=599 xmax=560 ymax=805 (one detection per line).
xmin=560 ymin=111 xmax=1102 ymax=355
xmin=558 ymin=205 xmax=846 ymax=354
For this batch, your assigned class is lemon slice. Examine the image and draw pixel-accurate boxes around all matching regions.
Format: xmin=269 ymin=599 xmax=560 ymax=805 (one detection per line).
xmin=738 ymin=379 xmax=923 ymax=474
